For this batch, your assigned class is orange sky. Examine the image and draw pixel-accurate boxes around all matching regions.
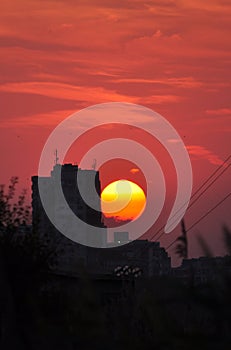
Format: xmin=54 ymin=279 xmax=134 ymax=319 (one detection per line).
xmin=0 ymin=0 xmax=230 ymax=263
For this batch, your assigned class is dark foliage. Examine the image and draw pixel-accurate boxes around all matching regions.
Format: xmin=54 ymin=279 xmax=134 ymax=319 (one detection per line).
xmin=175 ymin=219 xmax=188 ymax=259
xmin=0 ymin=179 xmax=231 ymax=349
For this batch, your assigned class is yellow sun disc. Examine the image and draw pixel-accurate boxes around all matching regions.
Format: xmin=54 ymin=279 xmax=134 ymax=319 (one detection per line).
xmin=101 ymin=180 xmax=146 ymax=221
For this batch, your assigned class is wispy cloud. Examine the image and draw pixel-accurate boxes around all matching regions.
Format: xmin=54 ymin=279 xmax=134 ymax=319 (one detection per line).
xmin=112 ymin=77 xmax=203 ymax=88
xmin=186 ymin=145 xmax=223 ymax=165
xmin=0 ymin=109 xmax=77 ymax=128
xmin=206 ymin=108 xmax=231 ymax=116
xmin=0 ymin=82 xmax=136 ymax=103
xmin=141 ymin=94 xmax=183 ymax=104
xmin=130 ymin=168 xmax=140 ymax=174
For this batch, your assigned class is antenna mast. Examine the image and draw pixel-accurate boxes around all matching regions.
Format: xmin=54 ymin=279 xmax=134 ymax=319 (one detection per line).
xmin=92 ymin=158 xmax=97 ymax=170
xmin=54 ymin=149 xmax=59 ymax=165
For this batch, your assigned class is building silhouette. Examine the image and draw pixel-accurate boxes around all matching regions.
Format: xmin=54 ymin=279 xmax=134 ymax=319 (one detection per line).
xmin=32 ymin=163 xmax=171 ymax=276
xmin=172 ymin=255 xmax=231 ymax=285
xmin=88 ymin=240 xmax=171 ymax=277
xmin=32 ymin=163 xmax=107 ymax=271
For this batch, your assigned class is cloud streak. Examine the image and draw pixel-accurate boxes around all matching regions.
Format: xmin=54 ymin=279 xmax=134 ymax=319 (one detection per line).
xmin=206 ymin=108 xmax=231 ymax=116
xmin=186 ymin=145 xmax=223 ymax=165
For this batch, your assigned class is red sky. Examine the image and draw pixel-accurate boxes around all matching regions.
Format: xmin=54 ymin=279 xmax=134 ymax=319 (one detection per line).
xmin=0 ymin=0 xmax=230 ymax=264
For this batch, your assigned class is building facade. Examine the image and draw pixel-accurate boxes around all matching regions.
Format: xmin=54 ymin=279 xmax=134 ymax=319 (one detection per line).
xmin=32 ymin=163 xmax=107 ymax=271
xmin=87 ymin=240 xmax=171 ymax=277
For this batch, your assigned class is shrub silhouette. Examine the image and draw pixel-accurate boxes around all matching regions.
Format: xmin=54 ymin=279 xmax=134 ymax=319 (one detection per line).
xmin=0 ymin=178 xmax=231 ymax=349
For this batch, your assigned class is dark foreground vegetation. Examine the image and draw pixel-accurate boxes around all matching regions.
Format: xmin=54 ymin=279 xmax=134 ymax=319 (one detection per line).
xmin=0 ymin=178 xmax=231 ymax=350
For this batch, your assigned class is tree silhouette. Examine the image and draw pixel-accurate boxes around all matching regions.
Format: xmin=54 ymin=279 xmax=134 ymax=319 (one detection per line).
xmin=0 ymin=176 xmax=57 ymax=273
xmin=0 ymin=176 xmax=30 ymax=233
xmin=175 ymin=219 xmax=188 ymax=259
xmin=223 ymin=225 xmax=231 ymax=255
xmin=0 ymin=177 xmax=58 ymax=349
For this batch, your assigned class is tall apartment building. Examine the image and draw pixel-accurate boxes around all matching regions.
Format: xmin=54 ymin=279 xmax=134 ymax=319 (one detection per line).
xmin=32 ymin=163 xmax=107 ymax=271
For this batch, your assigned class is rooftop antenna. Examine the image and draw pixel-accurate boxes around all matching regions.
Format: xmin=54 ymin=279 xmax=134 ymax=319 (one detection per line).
xmin=54 ymin=149 xmax=59 ymax=165
xmin=92 ymin=158 xmax=97 ymax=170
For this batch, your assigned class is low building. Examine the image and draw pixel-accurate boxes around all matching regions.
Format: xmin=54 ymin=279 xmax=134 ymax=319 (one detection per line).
xmin=87 ymin=240 xmax=171 ymax=277
xmin=172 ymin=256 xmax=231 ymax=285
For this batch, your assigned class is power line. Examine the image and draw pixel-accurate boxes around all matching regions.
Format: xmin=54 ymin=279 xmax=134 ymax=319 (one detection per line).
xmin=165 ymin=192 xmax=231 ymax=251
xmin=187 ymin=192 xmax=231 ymax=232
xmin=166 ymin=162 xmax=231 ymax=232
xmin=189 ymin=155 xmax=231 ymax=196
xmin=137 ymin=155 xmax=230 ymax=259
xmin=149 ymin=156 xmax=231 ymax=242
xmin=152 ymin=156 xmax=230 ymax=241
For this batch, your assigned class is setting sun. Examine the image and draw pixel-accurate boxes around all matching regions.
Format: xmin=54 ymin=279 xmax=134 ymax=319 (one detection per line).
xmin=101 ymin=180 xmax=146 ymax=222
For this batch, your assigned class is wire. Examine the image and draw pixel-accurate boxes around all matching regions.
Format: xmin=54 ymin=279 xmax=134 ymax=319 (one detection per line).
xmin=187 ymin=192 xmax=231 ymax=232
xmin=165 ymin=192 xmax=231 ymax=251
xmin=166 ymin=163 xmax=231 ymax=232
xmin=189 ymin=155 xmax=231 ymax=196
xmin=149 ymin=156 xmax=231 ymax=242
xmin=136 ymin=155 xmax=231 ymax=259
xmin=153 ymin=164 xmax=231 ymax=245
